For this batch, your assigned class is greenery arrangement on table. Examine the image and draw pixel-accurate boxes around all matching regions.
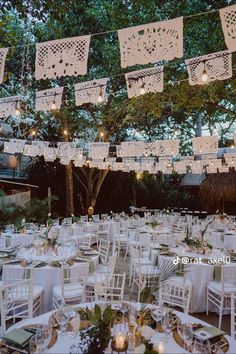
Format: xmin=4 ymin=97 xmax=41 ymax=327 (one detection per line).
xmin=70 ymin=304 xmax=159 ymax=354
xmin=145 ymin=221 xmax=161 ymax=229
xmin=183 ymin=237 xmax=213 ymax=250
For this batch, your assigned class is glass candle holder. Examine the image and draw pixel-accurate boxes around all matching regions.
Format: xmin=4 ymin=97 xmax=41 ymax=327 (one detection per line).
xmin=111 ymin=324 xmax=128 ymax=353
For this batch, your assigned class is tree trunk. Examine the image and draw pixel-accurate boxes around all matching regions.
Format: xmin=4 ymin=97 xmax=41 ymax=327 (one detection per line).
xmin=86 ymin=169 xmax=109 ymax=211
xmin=65 ymin=163 xmax=74 ymax=216
xmin=196 ymin=113 xmax=203 ymax=137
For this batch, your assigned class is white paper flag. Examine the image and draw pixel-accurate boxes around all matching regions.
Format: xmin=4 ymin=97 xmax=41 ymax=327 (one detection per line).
xmin=75 ymin=78 xmax=108 ymax=106
xmin=89 ymin=142 xmax=109 ymax=159
xmin=192 ymin=136 xmax=218 ymax=155
xmin=35 ymin=87 xmax=63 ymax=111
xmin=220 ymin=4 xmax=236 ymax=52
xmin=0 ymin=96 xmax=20 ymax=119
xmin=185 ymin=50 xmax=232 ymax=86
xmin=125 ymin=66 xmax=164 ymax=98
xmin=118 ymin=17 xmax=183 ymax=68
xmin=35 ymin=35 xmax=91 ymax=80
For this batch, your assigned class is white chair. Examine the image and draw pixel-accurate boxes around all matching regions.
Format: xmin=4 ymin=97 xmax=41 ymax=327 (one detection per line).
xmin=98 ymin=239 xmax=110 ymax=264
xmin=0 ymin=278 xmax=43 ymax=332
xmin=62 ymin=217 xmax=73 ymax=227
xmin=72 ymin=225 xmax=85 ymax=235
xmin=81 ymin=215 xmax=88 ymax=222
xmin=86 ymin=223 xmax=99 ymax=245
xmin=96 ymin=252 xmax=117 ymax=274
xmin=86 ymin=253 xmax=117 ymax=302
xmin=231 ymin=293 xmax=236 ymax=339
xmin=93 ymin=214 xmax=100 ymax=222
xmin=159 ymin=276 xmax=192 ymax=314
xmin=76 ymin=234 xmax=91 ymax=248
xmin=0 ymin=237 xmax=6 ymax=249
xmin=114 ymin=231 xmax=128 ymax=258
xmin=97 ymin=223 xmax=110 ymax=241
xmin=130 ymin=245 xmax=158 ymax=301
xmin=2 ymin=266 xmax=43 ymax=315
xmin=52 ymin=262 xmax=89 ymax=309
xmin=94 ymin=273 xmax=126 ymax=303
xmin=207 ymin=264 xmax=236 ymax=329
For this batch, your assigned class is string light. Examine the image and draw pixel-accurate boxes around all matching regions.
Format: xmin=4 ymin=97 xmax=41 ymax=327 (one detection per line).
xmin=15 ymin=101 xmax=21 ymax=115
xmin=201 ymin=62 xmax=208 ymax=82
xmin=140 ymin=82 xmax=146 ymax=95
xmin=51 ymin=94 xmax=57 ymax=110
xmin=97 ymin=86 xmax=103 ymax=103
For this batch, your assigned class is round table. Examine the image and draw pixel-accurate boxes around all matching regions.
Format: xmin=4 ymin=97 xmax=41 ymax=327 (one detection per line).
xmin=150 ymin=248 xmax=236 ymax=313
xmin=2 ymin=255 xmax=99 ymax=313
xmin=6 ymin=302 xmax=236 ymax=353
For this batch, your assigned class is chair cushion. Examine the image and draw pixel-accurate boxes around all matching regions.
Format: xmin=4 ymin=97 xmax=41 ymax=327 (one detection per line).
xmin=10 ymin=285 xmax=43 ymax=300
xmin=207 ymin=280 xmax=236 ymax=294
xmin=135 ymin=265 xmax=158 ymax=276
xmin=86 ymin=273 xmax=107 ymax=285
xmin=96 ymin=265 xmax=108 ymax=273
xmin=53 ymin=283 xmax=83 ymax=299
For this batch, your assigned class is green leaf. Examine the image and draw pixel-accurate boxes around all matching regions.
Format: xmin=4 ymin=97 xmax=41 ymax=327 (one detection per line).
xmin=94 ymin=304 xmax=102 ymax=323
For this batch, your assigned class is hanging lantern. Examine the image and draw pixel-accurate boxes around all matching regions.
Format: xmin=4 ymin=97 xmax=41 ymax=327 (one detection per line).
xmin=8 ymin=155 xmax=17 ymax=168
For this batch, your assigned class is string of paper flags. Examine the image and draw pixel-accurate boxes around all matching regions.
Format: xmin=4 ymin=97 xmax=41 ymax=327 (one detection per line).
xmin=2 ymin=134 xmax=236 ymax=174
xmin=0 ymin=4 xmax=236 ymax=119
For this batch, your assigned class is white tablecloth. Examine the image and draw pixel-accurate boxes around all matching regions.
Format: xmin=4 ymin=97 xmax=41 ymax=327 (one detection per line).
xmin=7 ymin=302 xmax=236 ymax=353
xmin=150 ymin=249 xmax=236 ymax=313
xmin=2 ymin=255 xmax=99 ymax=313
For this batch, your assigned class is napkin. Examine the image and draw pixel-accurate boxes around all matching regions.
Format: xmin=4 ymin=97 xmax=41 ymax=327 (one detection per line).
xmin=194 ymin=326 xmax=225 ymax=340
xmin=3 ymin=328 xmax=33 ymax=347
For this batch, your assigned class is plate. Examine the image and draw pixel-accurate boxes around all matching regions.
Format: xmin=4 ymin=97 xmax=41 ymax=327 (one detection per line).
xmin=173 ymin=323 xmax=229 ymax=353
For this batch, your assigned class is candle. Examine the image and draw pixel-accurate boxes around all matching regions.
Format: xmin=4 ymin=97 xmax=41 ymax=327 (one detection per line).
xmin=115 ymin=333 xmax=125 ymax=350
xmin=157 ymin=341 xmax=164 ymax=354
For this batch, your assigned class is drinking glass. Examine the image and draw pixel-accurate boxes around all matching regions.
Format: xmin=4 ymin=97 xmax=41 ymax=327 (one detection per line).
xmin=41 ymin=324 xmax=52 ymax=351
xmin=161 ymin=312 xmax=173 ymax=340
xmin=122 ymin=294 xmax=130 ymax=319
xmin=150 ymin=301 xmax=164 ymax=329
xmin=29 ymin=335 xmax=40 ymax=354
xmin=182 ymin=323 xmax=193 ymax=351
xmin=56 ymin=308 xmax=68 ymax=337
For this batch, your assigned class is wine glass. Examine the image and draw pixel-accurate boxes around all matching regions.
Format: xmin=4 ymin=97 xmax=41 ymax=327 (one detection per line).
xmin=161 ymin=312 xmax=173 ymax=340
xmin=29 ymin=335 xmax=41 ymax=354
xmin=41 ymin=324 xmax=52 ymax=351
xmin=122 ymin=294 xmax=130 ymax=320
xmin=56 ymin=308 xmax=68 ymax=337
xmin=182 ymin=323 xmax=193 ymax=351
xmin=150 ymin=301 xmax=164 ymax=330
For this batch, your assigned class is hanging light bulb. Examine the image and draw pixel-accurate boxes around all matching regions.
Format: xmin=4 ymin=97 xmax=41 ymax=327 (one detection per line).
xmin=140 ymin=81 xmax=146 ymax=95
xmin=100 ymin=131 xmax=104 ymax=138
xmin=31 ymin=129 xmax=36 ymax=136
xmin=97 ymin=86 xmax=103 ymax=103
xmin=15 ymin=101 xmax=21 ymax=115
xmin=63 ymin=129 xmax=68 ymax=136
xmin=202 ymin=62 xmax=208 ymax=82
xmin=51 ymin=94 xmax=57 ymax=110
